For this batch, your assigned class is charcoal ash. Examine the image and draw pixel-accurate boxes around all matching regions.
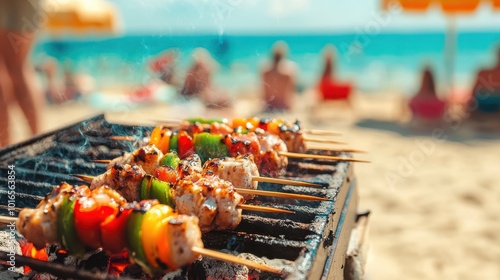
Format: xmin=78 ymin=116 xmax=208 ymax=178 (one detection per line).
xmin=189 ymin=250 xmax=294 ymax=280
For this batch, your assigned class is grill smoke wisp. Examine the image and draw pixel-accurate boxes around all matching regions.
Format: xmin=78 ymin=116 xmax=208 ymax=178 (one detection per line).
xmin=0 ymin=114 xmax=358 ymax=279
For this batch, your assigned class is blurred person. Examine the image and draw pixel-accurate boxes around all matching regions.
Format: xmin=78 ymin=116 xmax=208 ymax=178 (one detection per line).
xmin=317 ymin=46 xmax=354 ymax=109
xmin=0 ymin=0 xmax=43 ymax=146
xmin=408 ymin=67 xmax=446 ymax=125
xmin=470 ymin=47 xmax=500 ymax=113
xmin=180 ymin=48 xmax=231 ymax=108
xmin=42 ymin=58 xmax=85 ymax=104
xmin=149 ymin=49 xmax=178 ymax=85
xmin=261 ymin=42 xmax=297 ymax=111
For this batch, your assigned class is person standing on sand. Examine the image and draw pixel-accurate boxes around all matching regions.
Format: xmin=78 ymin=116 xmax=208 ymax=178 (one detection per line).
xmin=0 ymin=0 xmax=43 ymax=146
xmin=261 ymin=42 xmax=297 ymax=111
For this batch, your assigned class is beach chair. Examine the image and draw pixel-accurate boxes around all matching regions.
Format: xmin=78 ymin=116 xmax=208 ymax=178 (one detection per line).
xmin=310 ymin=81 xmax=354 ymax=116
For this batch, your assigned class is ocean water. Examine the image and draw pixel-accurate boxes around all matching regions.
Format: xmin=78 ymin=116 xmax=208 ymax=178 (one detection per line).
xmin=32 ymin=31 xmax=500 ymax=96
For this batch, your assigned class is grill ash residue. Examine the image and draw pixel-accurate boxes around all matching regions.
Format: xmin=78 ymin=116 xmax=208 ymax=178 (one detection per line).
xmin=190 ymin=250 xmax=293 ymax=280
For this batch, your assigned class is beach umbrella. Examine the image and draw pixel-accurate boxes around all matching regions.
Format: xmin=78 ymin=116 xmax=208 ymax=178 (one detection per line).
xmin=382 ymin=0 xmax=500 ymax=94
xmin=42 ymin=0 xmax=119 ymax=35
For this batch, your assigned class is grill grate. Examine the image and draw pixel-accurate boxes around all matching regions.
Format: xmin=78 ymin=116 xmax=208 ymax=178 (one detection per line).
xmin=0 ymin=114 xmax=358 ymax=279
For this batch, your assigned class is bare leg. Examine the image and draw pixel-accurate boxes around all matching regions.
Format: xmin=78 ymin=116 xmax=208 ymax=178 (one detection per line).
xmin=0 ymin=30 xmax=42 ymax=136
xmin=0 ymin=54 xmax=10 ymax=146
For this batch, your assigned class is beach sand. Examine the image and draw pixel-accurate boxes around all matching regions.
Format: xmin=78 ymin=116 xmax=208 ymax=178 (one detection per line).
xmin=4 ymin=91 xmax=500 ymax=279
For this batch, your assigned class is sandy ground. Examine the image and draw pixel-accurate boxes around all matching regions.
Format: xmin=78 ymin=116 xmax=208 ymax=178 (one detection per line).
xmin=4 ymin=91 xmax=500 ymax=280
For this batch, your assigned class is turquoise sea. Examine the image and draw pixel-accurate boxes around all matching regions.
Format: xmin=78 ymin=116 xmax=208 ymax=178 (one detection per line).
xmin=33 ymin=31 xmax=500 ymax=95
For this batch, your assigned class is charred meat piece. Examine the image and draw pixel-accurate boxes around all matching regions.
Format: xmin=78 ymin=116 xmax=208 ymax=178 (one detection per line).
xmin=107 ymin=144 xmax=163 ymax=174
xmin=90 ymin=164 xmax=146 ymax=202
xmin=224 ymin=133 xmax=261 ymax=158
xmin=209 ymin=122 xmax=234 ymax=135
xmin=162 ymin=214 xmax=204 ymax=268
xmin=178 ymin=121 xmax=233 ymax=136
xmin=176 ymin=154 xmax=203 ymax=178
xmin=174 ymin=173 xmax=244 ymax=232
xmin=278 ymin=123 xmax=307 ymax=154
xmin=202 ymin=154 xmax=259 ymax=199
xmin=256 ymin=132 xmax=288 ymax=177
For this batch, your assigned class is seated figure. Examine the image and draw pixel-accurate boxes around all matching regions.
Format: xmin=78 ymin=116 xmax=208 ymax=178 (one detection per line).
xmin=470 ymin=48 xmax=500 ymax=113
xmin=261 ymin=42 xmax=297 ymax=111
xmin=318 ymin=47 xmax=353 ymax=103
xmin=409 ymin=67 xmax=446 ymax=122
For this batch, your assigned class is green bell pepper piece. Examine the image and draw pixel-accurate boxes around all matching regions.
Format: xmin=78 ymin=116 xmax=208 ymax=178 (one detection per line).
xmin=126 ymin=201 xmax=160 ymax=275
xmin=140 ymin=175 xmax=153 ymax=201
xmin=169 ymin=133 xmax=179 ymax=153
xmin=57 ymin=195 xmax=86 ymax=257
xmin=140 ymin=175 xmax=173 ymax=207
xmin=159 ymin=152 xmax=181 ymax=168
xmin=150 ymin=177 xmax=173 ymax=207
xmin=193 ymin=132 xmax=229 ymax=163
xmin=186 ymin=117 xmax=228 ymax=125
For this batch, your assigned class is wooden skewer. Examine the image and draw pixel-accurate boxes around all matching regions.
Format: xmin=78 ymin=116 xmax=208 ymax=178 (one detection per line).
xmin=73 ymin=174 xmax=95 ymax=183
xmin=303 ymin=137 xmax=346 ymax=145
xmin=280 ymin=151 xmax=371 ymax=163
xmin=112 ymin=135 xmax=348 ymax=146
xmin=0 ymin=217 xmax=282 ymax=275
xmin=94 ymin=159 xmax=112 ymax=164
xmin=109 ymin=135 xmax=137 ymax=141
xmin=252 ymin=176 xmax=321 ymax=187
xmin=108 ymin=136 xmax=366 ymax=155
xmin=191 ymin=246 xmax=283 ymax=274
xmin=150 ymin=118 xmax=182 ymax=125
xmin=150 ymin=118 xmax=341 ymax=137
xmin=1 ymin=204 xmax=286 ymax=222
xmin=95 ymin=160 xmax=321 ymax=188
xmin=235 ymin=188 xmax=329 ymax=201
xmin=73 ymin=174 xmax=296 ymax=214
xmin=74 ymin=175 xmax=326 ymax=201
xmin=306 ymin=146 xmax=366 ymax=154
xmin=0 ymin=216 xmax=17 ymax=224
xmin=304 ymin=129 xmax=342 ymax=136
xmin=237 ymin=204 xmax=293 ymax=214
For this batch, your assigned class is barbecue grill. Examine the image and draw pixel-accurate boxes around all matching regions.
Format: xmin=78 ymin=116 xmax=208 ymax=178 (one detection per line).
xmin=0 ymin=114 xmax=359 ymax=279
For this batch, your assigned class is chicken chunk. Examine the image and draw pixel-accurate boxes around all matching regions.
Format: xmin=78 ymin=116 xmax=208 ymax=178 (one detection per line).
xmin=90 ymin=164 xmax=146 ymax=202
xmin=203 ymin=154 xmax=258 ymax=199
xmin=107 ymin=144 xmax=163 ymax=174
xmin=162 ymin=215 xmax=204 ymax=269
xmin=176 ymin=154 xmax=203 ymax=178
xmin=256 ymin=132 xmax=288 ymax=177
xmin=174 ymin=174 xmax=244 ymax=232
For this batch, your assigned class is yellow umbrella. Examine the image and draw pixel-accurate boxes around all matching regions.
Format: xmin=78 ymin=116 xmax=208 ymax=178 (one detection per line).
xmin=382 ymin=0 xmax=500 ymax=92
xmin=42 ymin=0 xmax=119 ymax=35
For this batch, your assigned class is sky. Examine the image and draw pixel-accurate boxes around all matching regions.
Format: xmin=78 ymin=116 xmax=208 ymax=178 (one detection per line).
xmin=110 ymin=0 xmax=500 ymax=35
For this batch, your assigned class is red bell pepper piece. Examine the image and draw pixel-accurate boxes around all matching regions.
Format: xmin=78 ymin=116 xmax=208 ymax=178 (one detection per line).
xmin=74 ymin=197 xmax=118 ymax=249
xmin=100 ymin=206 xmax=133 ymax=254
xmin=154 ymin=166 xmax=178 ymax=184
xmin=177 ymin=131 xmax=194 ymax=158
